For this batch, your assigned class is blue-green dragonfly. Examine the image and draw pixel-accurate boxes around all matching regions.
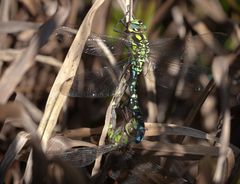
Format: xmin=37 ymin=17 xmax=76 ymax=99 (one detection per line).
xmin=58 ymin=24 xmax=226 ymax=144
xmin=53 ymin=12 xmax=228 ymax=167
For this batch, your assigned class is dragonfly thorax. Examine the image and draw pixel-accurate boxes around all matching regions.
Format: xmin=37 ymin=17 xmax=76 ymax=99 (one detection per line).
xmin=129 ymin=34 xmax=149 ymax=67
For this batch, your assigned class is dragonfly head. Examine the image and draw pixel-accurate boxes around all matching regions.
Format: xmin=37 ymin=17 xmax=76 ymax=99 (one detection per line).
xmin=127 ymin=19 xmax=146 ymax=34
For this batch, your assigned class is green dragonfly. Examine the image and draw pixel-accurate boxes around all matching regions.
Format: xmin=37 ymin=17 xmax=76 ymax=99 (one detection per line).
xmin=58 ymin=19 xmax=226 ymax=144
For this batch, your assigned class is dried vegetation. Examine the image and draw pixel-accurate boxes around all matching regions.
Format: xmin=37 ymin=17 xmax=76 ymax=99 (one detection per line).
xmin=0 ymin=0 xmax=240 ymax=183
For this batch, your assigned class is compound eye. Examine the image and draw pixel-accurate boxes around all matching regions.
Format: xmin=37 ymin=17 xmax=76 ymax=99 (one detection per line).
xmin=132 ymin=23 xmax=139 ymax=30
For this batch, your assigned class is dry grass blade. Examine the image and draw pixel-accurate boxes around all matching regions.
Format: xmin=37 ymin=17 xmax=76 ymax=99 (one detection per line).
xmin=192 ymin=0 xmax=227 ymax=22
xmin=0 ymin=98 xmax=39 ymax=181
xmin=174 ymin=79 xmax=216 ymax=145
xmin=171 ymin=6 xmax=186 ymax=38
xmin=212 ymin=54 xmax=236 ymax=183
xmin=37 ymin=0 xmax=109 ymax=150
xmin=0 ymin=21 xmax=41 ymax=33
xmin=62 ymin=126 xmax=103 ymax=138
xmin=148 ymin=0 xmax=175 ymax=36
xmin=184 ymin=79 xmax=216 ymax=127
xmin=0 ymin=0 xmax=69 ymax=104
xmin=146 ymin=123 xmax=239 ymax=155
xmin=15 ymin=93 xmax=43 ymax=123
xmin=20 ymin=0 xmax=41 ymax=16
xmin=0 ymin=102 xmax=37 ymax=133
xmin=0 ymin=49 xmax=62 ymax=68
xmin=145 ymin=122 xmax=217 ymax=141
xmin=0 ymin=0 xmax=11 ymax=50
xmin=0 ymin=0 xmax=11 ymax=22
xmin=184 ymin=11 xmax=226 ymax=55
xmin=0 ymin=132 xmax=30 ymax=183
xmin=133 ymin=140 xmax=220 ymax=158
xmin=117 ymin=0 xmax=127 ymax=13
xmin=0 ymin=101 xmax=42 ymax=183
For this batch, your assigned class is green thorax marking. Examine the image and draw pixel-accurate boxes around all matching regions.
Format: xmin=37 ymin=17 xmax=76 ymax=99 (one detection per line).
xmin=127 ymin=19 xmax=150 ymax=74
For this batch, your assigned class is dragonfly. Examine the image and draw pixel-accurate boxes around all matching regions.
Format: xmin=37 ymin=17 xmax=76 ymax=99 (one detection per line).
xmin=58 ymin=19 xmax=226 ymax=144
xmin=48 ymin=144 xmax=119 ymax=168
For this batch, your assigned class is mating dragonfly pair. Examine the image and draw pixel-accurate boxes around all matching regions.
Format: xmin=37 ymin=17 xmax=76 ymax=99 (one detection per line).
xmin=59 ymin=18 xmax=226 ymax=144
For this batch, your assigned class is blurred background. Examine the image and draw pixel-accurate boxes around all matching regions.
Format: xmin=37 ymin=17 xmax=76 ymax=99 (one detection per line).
xmin=0 ymin=0 xmax=240 ymax=183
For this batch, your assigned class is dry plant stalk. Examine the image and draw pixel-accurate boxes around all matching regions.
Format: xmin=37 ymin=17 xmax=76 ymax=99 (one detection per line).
xmin=212 ymin=54 xmax=236 ymax=183
xmin=21 ymin=1 xmax=70 ymax=182
xmin=0 ymin=49 xmax=62 ymax=68
xmin=91 ymin=0 xmax=132 ymax=175
xmin=37 ymin=0 xmax=109 ymax=150
xmin=0 ymin=0 xmax=69 ymax=104
xmin=0 ymin=132 xmax=30 ymax=181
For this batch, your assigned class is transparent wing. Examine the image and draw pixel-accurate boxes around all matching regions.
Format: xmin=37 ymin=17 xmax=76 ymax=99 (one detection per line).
xmin=56 ymin=26 xmax=130 ymax=56
xmin=84 ymin=34 xmax=130 ymax=56
xmin=146 ymin=33 xmax=227 ymax=92
xmin=148 ymin=32 xmax=227 ymax=61
xmin=60 ymin=60 xmax=129 ymax=97
xmin=149 ymin=37 xmax=186 ymax=61
xmin=145 ymin=60 xmax=210 ymax=93
xmin=50 ymin=144 xmax=117 ymax=168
